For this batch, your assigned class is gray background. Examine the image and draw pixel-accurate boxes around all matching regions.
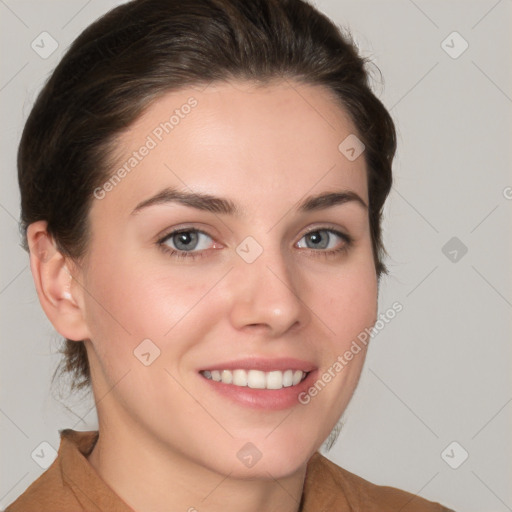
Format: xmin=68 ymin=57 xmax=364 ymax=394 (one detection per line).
xmin=1 ymin=1 xmax=511 ymax=510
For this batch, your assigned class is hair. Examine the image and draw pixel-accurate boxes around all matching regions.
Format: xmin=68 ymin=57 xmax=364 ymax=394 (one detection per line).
xmin=18 ymin=0 xmax=396 ymax=393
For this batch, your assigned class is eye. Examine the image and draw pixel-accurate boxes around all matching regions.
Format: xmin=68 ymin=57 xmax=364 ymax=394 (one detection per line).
xmin=159 ymin=229 xmax=215 ymax=255
xmin=157 ymin=226 xmax=352 ymax=261
xmin=296 ymin=228 xmax=351 ymax=253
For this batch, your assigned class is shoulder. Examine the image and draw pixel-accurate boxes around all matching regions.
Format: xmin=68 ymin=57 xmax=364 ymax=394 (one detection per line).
xmin=3 ymin=458 xmax=76 ymax=512
xmin=4 ymin=429 xmax=99 ymax=512
xmin=303 ymin=452 xmax=456 ymax=512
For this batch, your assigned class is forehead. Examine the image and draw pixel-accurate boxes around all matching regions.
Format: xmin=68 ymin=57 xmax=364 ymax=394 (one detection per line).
xmin=93 ymin=80 xmax=368 ymax=220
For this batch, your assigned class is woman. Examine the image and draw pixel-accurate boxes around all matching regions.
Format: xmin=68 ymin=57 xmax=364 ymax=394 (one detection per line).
xmin=6 ymin=0 xmax=455 ymax=510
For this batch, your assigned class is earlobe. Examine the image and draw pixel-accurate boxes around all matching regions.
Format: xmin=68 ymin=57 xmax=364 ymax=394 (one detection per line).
xmin=27 ymin=221 xmax=90 ymax=342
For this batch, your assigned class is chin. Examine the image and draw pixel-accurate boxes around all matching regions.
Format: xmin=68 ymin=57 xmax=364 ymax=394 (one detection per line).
xmin=223 ymin=433 xmax=320 ymax=480
xmin=221 ymin=451 xmax=313 ymax=481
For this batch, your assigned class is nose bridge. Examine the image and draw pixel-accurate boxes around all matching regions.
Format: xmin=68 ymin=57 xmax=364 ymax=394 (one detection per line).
xmin=228 ymin=236 xmax=307 ymax=334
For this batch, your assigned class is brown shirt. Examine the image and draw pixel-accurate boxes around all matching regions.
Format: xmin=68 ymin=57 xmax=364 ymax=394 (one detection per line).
xmin=5 ymin=429 xmax=455 ymax=511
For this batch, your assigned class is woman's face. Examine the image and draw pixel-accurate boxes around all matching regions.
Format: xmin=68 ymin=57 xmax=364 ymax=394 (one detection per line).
xmin=76 ymin=80 xmax=377 ymax=478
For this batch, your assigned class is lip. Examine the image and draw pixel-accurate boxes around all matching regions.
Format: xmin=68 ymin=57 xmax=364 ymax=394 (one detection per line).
xmin=198 ymin=357 xmax=317 ymax=373
xmin=198 ymin=358 xmax=318 ymax=410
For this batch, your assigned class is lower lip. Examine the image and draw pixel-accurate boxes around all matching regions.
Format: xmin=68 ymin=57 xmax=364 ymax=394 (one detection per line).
xmin=199 ymin=371 xmax=317 ymax=410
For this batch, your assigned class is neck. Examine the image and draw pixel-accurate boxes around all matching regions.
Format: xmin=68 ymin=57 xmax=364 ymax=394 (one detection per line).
xmin=87 ymin=421 xmax=308 ymax=512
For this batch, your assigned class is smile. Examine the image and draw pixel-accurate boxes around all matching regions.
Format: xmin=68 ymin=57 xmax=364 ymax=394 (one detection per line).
xmin=200 ymin=369 xmax=309 ymax=390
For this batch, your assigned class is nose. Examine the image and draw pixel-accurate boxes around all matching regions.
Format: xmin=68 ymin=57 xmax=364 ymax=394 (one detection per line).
xmin=227 ymin=246 xmax=310 ymax=337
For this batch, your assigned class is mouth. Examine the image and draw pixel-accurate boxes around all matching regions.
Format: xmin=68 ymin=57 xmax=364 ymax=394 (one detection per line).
xmin=200 ymin=369 xmax=309 ymax=390
xmin=197 ymin=358 xmax=317 ymax=410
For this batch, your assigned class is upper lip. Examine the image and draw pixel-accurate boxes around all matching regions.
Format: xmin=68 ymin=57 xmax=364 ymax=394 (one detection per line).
xmin=198 ymin=357 xmax=317 ymax=373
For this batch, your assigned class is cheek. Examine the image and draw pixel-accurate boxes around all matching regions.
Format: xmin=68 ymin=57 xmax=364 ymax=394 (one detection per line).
xmin=81 ymin=232 xmax=377 ymax=375
xmin=80 ymin=251 xmax=220 ymax=359
xmin=308 ymin=255 xmax=378 ymax=352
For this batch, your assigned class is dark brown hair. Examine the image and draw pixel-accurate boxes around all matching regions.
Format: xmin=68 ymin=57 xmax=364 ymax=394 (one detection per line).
xmin=18 ymin=0 xmax=396 ymax=392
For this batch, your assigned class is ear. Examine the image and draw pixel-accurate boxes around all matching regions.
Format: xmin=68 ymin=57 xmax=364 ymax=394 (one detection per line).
xmin=27 ymin=221 xmax=91 ymax=341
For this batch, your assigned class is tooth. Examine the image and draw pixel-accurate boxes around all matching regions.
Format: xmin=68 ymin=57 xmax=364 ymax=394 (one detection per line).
xmin=266 ymin=370 xmax=284 ymax=390
xmin=247 ymin=370 xmax=266 ymax=389
xmin=221 ymin=370 xmax=233 ymax=384
xmin=232 ymin=369 xmax=248 ymax=386
xmin=282 ymin=369 xmax=293 ymax=387
xmin=292 ymin=370 xmax=303 ymax=386
xmin=206 ymin=368 xmax=308 ymax=388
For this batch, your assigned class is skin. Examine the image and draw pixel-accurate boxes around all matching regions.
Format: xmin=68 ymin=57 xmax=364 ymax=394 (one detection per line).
xmin=28 ymin=80 xmax=378 ymax=512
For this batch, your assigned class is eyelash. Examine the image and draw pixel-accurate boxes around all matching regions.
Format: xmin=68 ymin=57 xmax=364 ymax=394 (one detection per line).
xmin=157 ymin=227 xmax=353 ymax=261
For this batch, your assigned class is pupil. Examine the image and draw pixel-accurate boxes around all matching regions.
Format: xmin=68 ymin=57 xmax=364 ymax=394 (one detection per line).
xmin=175 ymin=231 xmax=198 ymax=250
xmin=308 ymin=231 xmax=328 ymax=249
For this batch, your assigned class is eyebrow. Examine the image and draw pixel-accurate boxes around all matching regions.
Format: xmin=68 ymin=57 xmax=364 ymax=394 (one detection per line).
xmin=131 ymin=187 xmax=368 ymax=216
